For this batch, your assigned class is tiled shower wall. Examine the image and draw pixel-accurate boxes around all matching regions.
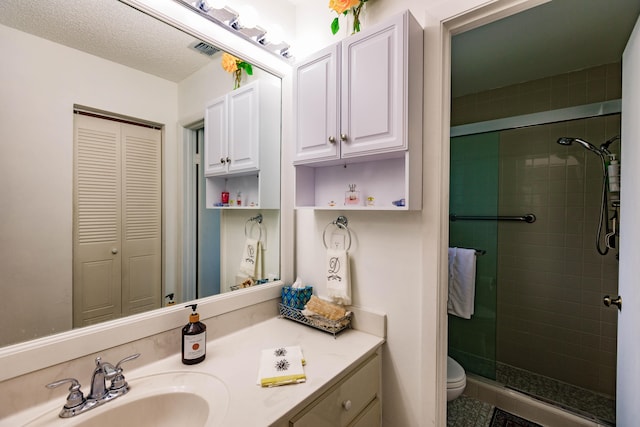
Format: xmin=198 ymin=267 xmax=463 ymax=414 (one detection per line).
xmin=451 ymin=62 xmax=621 ymax=397
xmin=498 ymin=116 xmax=619 ymax=397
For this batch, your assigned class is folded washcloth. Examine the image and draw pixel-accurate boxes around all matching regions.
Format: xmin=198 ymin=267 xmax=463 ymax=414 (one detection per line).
xmin=257 ymin=346 xmax=306 ymax=387
xmin=447 ymin=247 xmax=477 ymax=319
xmin=326 ymin=249 xmax=351 ymax=305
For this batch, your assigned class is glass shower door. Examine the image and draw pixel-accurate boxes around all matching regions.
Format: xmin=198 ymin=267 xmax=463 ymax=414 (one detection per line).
xmin=448 ymin=132 xmax=500 ymax=379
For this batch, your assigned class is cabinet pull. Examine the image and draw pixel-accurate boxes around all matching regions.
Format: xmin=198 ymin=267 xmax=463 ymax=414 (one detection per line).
xmin=340 ymin=133 xmax=348 ymax=142
xmin=342 ymin=400 xmax=352 ymax=411
xmin=328 ymin=136 xmax=336 ymax=144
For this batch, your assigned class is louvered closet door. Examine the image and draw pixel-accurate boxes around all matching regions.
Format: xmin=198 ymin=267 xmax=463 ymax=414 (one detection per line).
xmin=73 ymin=115 xmax=161 ymax=327
xmin=74 ymin=115 xmax=123 ymax=327
xmin=120 ymin=123 xmax=162 ymax=315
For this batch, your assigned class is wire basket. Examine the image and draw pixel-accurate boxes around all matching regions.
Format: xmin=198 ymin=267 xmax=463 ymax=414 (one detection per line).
xmin=278 ymin=303 xmax=352 ymax=338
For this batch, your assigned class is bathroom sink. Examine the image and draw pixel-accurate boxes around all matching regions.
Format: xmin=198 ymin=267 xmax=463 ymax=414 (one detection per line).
xmin=23 ymin=371 xmax=229 ymax=427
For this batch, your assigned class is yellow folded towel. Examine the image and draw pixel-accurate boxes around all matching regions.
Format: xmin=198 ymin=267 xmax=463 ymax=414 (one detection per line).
xmin=258 ymin=346 xmax=306 ymax=387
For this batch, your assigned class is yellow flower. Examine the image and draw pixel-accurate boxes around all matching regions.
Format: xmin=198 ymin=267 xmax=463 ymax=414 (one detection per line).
xmin=221 ymin=52 xmax=239 ymax=73
xmin=329 ymin=0 xmax=360 ymax=14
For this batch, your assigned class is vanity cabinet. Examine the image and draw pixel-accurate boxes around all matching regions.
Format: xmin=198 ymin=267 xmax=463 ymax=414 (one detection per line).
xmin=293 ymin=10 xmax=423 ymax=210
xmin=204 ymin=79 xmax=281 ymax=209
xmin=289 ymin=353 xmax=381 ymax=427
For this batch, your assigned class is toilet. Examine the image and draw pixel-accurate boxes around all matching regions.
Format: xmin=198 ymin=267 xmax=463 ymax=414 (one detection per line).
xmin=447 ymin=356 xmax=466 ymax=401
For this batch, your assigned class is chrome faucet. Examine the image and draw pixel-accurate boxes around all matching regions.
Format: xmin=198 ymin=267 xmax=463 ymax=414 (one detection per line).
xmin=46 ymin=353 xmax=140 ymax=418
xmin=88 ymin=357 xmax=117 ymax=400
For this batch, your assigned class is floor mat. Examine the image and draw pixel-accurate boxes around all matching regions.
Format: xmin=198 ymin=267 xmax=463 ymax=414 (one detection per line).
xmin=489 ymin=408 xmax=542 ymax=427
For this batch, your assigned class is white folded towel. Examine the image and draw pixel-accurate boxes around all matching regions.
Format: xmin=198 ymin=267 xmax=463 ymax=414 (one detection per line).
xmin=239 ymin=238 xmax=259 ymax=278
xmin=326 ymin=249 xmax=351 ymax=305
xmin=447 ymin=247 xmax=476 ymax=319
xmin=257 ymin=346 xmax=306 ymax=387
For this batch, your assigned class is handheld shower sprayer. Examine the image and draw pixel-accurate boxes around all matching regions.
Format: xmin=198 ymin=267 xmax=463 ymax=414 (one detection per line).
xmin=556 ymin=137 xmax=604 ymax=157
xmin=556 ymin=136 xmax=621 ymax=256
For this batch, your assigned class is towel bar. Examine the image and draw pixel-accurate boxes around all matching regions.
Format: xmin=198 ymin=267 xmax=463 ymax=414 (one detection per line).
xmin=449 ymin=213 xmax=536 ymax=223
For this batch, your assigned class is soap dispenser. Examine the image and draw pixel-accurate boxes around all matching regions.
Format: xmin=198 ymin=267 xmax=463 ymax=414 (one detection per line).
xmin=182 ymin=304 xmax=206 ymax=365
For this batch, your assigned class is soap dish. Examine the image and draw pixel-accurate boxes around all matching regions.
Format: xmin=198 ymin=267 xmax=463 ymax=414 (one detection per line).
xmin=278 ymin=303 xmax=352 ymax=338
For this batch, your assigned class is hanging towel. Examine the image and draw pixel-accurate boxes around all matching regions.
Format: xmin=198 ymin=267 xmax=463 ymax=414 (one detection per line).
xmin=239 ymin=238 xmax=259 ymax=277
xmin=447 ymin=247 xmax=477 ymax=319
xmin=257 ymin=346 xmax=306 ymax=387
xmin=255 ymin=240 xmax=264 ymax=280
xmin=326 ymin=249 xmax=351 ymax=305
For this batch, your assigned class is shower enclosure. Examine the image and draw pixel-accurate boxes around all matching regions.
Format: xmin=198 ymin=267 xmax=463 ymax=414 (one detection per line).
xmin=448 ymin=114 xmax=620 ymax=425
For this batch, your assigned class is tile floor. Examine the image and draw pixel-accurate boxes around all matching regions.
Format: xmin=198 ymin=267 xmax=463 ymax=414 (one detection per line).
xmin=447 ymin=395 xmax=495 ymax=427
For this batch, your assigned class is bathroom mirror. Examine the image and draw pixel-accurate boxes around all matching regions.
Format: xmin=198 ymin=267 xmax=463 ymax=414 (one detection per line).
xmin=0 ymin=0 xmax=288 ymax=351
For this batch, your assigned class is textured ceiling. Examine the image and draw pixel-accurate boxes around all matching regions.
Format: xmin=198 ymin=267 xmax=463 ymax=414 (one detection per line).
xmin=0 ymin=0 xmax=213 ymax=83
xmin=452 ymin=0 xmax=640 ymax=97
xmin=2 ymin=0 xmax=639 ymax=94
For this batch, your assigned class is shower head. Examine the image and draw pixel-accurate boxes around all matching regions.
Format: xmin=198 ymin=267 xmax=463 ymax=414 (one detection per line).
xmin=556 ymin=137 xmax=603 ymax=156
xmin=557 ymin=137 xmax=575 ymax=146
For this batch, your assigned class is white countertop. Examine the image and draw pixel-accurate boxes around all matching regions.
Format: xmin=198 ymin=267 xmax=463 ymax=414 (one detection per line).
xmin=3 ymin=316 xmax=384 ymax=427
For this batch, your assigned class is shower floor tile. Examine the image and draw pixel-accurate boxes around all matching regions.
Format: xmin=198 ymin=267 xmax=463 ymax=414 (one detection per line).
xmin=496 ymin=362 xmax=615 ymax=425
xmin=447 ymin=395 xmax=494 ymax=427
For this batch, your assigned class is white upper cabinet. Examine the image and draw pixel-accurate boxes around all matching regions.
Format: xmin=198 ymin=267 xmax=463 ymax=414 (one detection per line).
xmin=293 ymin=44 xmax=340 ymax=163
xmin=205 ymin=81 xmax=259 ymax=177
xmin=204 ymin=79 xmax=281 ymax=209
xmin=293 ymin=11 xmax=423 ymax=210
xmin=340 ymin=12 xmax=405 ymax=158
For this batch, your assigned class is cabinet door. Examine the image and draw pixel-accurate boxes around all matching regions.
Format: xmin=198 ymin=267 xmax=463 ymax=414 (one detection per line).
xmin=293 ymin=43 xmax=340 ymax=164
xmin=228 ymin=82 xmax=259 ymax=173
xmin=340 ymin=13 xmax=405 ymax=157
xmin=204 ymin=96 xmax=228 ymax=176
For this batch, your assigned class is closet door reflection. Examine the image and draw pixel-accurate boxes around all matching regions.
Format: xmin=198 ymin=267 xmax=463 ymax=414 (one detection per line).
xmin=73 ymin=114 xmax=162 ymax=326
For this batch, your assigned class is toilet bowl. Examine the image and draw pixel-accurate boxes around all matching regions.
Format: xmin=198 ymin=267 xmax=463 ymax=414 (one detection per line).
xmin=447 ymin=356 xmax=466 ymax=401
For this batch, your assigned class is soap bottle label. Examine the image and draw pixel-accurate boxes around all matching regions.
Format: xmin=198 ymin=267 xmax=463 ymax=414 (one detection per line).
xmin=183 ymin=332 xmax=206 ymax=360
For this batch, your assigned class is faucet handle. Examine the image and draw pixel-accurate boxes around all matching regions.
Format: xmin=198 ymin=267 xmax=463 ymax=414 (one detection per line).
xmin=115 ymin=353 xmax=141 ymax=370
xmin=46 ymin=378 xmax=86 ymax=409
xmin=110 ymin=353 xmax=141 ymax=392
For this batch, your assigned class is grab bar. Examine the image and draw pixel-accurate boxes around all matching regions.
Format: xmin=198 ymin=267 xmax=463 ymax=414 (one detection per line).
xmin=449 ymin=213 xmax=536 ymax=223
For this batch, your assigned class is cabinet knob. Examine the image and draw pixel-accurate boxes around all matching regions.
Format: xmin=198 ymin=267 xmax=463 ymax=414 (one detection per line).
xmin=340 ymin=133 xmax=348 ymax=142
xmin=220 ymin=157 xmax=226 ymax=164
xmin=328 ymin=136 xmax=336 ymax=144
xmin=342 ymin=400 xmax=352 ymax=411
xmin=111 ymin=248 xmax=118 ymax=254
xmin=226 ymin=157 xmax=231 ymax=163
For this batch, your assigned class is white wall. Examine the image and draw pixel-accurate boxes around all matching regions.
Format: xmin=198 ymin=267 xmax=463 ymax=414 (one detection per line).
xmin=0 ymin=24 xmax=179 ymax=347
xmin=291 ymin=0 xmax=507 ymax=425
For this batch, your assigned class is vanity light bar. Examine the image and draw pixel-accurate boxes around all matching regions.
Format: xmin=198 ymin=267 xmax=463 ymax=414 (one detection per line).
xmin=177 ymin=0 xmax=293 ymax=59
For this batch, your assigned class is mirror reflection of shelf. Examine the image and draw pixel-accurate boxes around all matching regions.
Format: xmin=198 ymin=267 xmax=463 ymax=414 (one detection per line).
xmin=204 ymin=78 xmax=281 ymax=211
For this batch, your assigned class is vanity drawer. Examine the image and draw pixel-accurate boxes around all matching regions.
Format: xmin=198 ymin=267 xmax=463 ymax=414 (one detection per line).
xmin=350 ymin=398 xmax=381 ymax=427
xmin=290 ymin=353 xmax=380 ymax=427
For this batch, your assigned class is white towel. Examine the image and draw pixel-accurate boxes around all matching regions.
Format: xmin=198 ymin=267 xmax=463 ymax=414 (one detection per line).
xmin=239 ymin=238 xmax=259 ymax=277
xmin=326 ymin=249 xmax=351 ymax=305
xmin=447 ymin=247 xmax=476 ymax=319
xmin=257 ymin=346 xmax=306 ymax=387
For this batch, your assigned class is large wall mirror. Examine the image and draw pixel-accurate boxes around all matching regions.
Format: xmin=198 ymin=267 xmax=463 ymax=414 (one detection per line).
xmin=0 ymin=0 xmax=289 ymax=355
